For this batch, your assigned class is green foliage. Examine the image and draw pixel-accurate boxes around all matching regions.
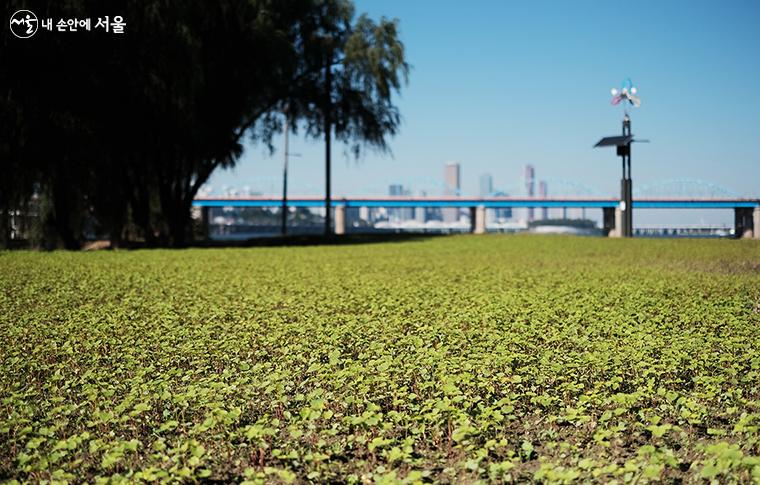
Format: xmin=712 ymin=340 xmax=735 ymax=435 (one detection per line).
xmin=1 ymin=235 xmax=759 ymax=482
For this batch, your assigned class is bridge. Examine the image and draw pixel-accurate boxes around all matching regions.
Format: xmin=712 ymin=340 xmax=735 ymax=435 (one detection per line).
xmin=192 ymin=196 xmax=760 ymax=238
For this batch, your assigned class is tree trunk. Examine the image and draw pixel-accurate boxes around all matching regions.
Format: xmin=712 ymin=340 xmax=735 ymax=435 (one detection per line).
xmin=131 ymin=185 xmax=156 ymax=247
xmin=51 ymin=176 xmax=80 ymax=250
xmin=108 ymin=202 xmax=124 ymax=249
xmin=0 ymin=205 xmax=9 ymax=249
xmin=156 ymin=169 xmax=190 ymax=248
xmin=168 ymin=214 xmax=188 ymax=247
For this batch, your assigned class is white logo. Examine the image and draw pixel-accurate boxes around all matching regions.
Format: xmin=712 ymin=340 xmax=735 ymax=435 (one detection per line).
xmin=10 ymin=10 xmax=38 ymax=38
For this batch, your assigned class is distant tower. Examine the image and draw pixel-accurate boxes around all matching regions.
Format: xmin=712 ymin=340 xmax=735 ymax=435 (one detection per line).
xmin=479 ymin=173 xmax=493 ymax=197
xmin=444 ymin=163 xmax=460 ymax=194
xmin=443 ymin=162 xmax=461 ymax=223
xmin=538 ymin=180 xmax=548 ymax=220
xmin=524 ymin=165 xmax=535 ymax=222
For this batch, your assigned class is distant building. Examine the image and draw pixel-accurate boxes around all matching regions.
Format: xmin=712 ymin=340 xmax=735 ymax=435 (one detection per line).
xmin=389 ymin=184 xmax=413 ymax=222
xmin=524 ymin=165 xmax=535 ymax=222
xmin=444 ymin=162 xmax=460 ymax=194
xmin=538 ymin=180 xmax=548 ymax=220
xmin=443 ymin=162 xmax=461 ymax=223
xmin=479 ymin=173 xmax=493 ymax=197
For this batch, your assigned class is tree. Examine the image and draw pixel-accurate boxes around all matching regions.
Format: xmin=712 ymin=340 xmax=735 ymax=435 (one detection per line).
xmin=1 ymin=0 xmax=408 ymax=247
xmin=285 ymin=2 xmax=409 ymax=234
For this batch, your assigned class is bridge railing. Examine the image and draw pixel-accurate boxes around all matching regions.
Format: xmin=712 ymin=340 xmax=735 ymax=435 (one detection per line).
xmin=192 ymin=196 xmax=760 ymax=239
xmin=193 ymin=196 xmax=759 ymax=209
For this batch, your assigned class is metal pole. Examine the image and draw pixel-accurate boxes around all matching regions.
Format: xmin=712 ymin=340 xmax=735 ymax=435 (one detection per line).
xmin=626 ymin=178 xmax=633 ymax=237
xmin=620 ymin=114 xmax=628 ymax=237
xmin=627 ymin=154 xmax=633 ymax=237
xmin=626 ymin=116 xmax=633 ymax=237
xmin=619 ymin=113 xmax=633 ymax=237
xmin=281 ymin=110 xmax=289 ymax=235
xmin=324 ymin=54 xmax=333 ymax=236
xmin=620 ymin=178 xmax=628 ymax=237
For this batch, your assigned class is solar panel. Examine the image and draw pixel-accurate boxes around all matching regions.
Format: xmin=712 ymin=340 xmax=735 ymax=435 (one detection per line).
xmin=594 ymin=135 xmax=633 ymax=147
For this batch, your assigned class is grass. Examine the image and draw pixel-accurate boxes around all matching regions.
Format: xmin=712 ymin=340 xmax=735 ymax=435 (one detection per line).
xmin=1 ymin=235 xmax=759 ymax=483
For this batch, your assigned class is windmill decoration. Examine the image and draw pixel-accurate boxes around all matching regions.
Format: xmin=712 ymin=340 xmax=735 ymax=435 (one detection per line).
xmin=610 ymin=78 xmax=641 ymax=109
xmin=594 ymin=78 xmax=647 ymax=238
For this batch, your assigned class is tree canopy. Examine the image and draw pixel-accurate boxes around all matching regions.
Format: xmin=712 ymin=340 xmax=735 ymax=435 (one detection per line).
xmin=0 ymin=0 xmax=408 ymax=248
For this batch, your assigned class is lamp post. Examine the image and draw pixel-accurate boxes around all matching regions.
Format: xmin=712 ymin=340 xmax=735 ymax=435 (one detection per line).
xmin=281 ymin=110 xmax=289 ymax=235
xmin=281 ymin=106 xmax=300 ymax=235
xmin=594 ymin=79 xmax=645 ymax=238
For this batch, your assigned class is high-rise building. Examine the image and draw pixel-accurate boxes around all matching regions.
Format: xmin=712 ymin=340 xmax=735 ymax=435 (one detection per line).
xmin=444 ymin=163 xmax=460 ymax=194
xmin=538 ymin=180 xmax=548 ymax=220
xmin=524 ymin=165 xmax=535 ymax=222
xmin=479 ymin=173 xmax=493 ymax=197
xmin=443 ymin=162 xmax=461 ymax=223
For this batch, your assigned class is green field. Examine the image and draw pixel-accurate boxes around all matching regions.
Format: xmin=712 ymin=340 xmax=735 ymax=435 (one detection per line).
xmin=1 ymin=235 xmax=759 ymax=483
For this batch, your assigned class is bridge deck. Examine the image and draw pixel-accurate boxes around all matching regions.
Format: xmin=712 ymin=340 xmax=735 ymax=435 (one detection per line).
xmin=193 ymin=196 xmax=759 ymax=209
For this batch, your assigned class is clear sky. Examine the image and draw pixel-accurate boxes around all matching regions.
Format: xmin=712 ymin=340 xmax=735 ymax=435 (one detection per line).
xmin=208 ymin=0 xmax=760 ymax=225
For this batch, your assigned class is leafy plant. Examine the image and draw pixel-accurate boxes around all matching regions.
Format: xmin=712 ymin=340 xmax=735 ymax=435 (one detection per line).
xmin=1 ymin=235 xmax=758 ymax=481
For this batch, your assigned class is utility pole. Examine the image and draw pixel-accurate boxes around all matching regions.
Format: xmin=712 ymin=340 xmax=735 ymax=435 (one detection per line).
xmin=281 ymin=108 xmax=289 ymax=235
xmin=324 ymin=53 xmax=333 ymax=236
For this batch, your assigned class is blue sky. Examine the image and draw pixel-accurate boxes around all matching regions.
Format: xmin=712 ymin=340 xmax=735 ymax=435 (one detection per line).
xmin=208 ymin=0 xmax=760 ymax=224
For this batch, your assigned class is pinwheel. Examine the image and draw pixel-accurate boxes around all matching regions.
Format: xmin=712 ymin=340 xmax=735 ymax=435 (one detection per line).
xmin=610 ymin=78 xmax=641 ymax=107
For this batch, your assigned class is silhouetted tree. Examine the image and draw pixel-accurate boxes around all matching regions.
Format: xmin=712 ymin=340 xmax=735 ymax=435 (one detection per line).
xmin=0 ymin=0 xmax=408 ymax=247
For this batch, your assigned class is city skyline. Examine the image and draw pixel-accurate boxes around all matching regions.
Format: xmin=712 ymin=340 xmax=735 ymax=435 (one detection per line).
xmin=208 ymin=1 xmax=760 ymax=226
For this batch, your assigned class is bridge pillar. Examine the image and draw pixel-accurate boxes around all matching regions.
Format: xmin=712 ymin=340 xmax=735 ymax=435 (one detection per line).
xmin=602 ymin=207 xmax=616 ymax=237
xmin=201 ymin=206 xmax=210 ymax=239
xmin=735 ymin=207 xmax=753 ymax=239
xmin=335 ymin=205 xmax=346 ymax=235
xmin=473 ymin=206 xmax=486 ymax=234
xmin=608 ymin=206 xmax=623 ymax=238
xmin=753 ymin=206 xmax=760 ymax=240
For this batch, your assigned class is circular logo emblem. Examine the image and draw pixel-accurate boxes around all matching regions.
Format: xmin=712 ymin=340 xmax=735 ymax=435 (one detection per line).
xmin=10 ymin=10 xmax=38 ymax=39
